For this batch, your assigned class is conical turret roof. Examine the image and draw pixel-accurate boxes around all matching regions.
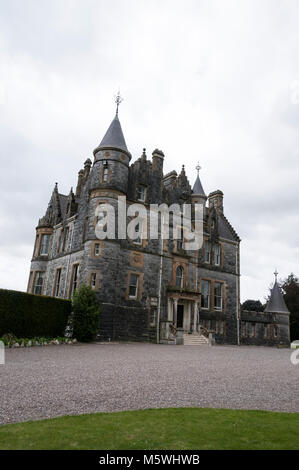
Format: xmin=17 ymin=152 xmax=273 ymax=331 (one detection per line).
xmin=264 ymin=281 xmax=290 ymax=314
xmin=96 ymin=114 xmax=128 ymax=153
xmin=192 ymin=174 xmax=206 ymax=196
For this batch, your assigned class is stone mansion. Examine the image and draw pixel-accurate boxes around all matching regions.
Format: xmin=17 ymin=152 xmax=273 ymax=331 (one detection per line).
xmin=27 ymin=107 xmax=290 ymax=347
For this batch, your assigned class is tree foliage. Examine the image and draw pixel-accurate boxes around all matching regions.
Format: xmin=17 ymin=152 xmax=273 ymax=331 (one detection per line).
xmin=72 ymin=284 xmax=100 ymax=342
xmin=281 ymin=273 xmax=299 ymax=341
xmin=241 ymin=299 xmax=264 ymax=312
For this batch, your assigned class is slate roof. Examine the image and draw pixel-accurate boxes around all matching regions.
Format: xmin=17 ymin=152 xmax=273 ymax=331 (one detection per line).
xmin=192 ymin=174 xmax=206 ymax=196
xmin=58 ymin=194 xmax=68 ymax=219
xmin=264 ymin=282 xmax=290 ymax=314
xmin=96 ymin=114 xmax=128 ymax=153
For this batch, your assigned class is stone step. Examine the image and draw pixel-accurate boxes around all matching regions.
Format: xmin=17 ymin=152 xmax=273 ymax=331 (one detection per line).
xmin=183 ymin=334 xmax=210 ymax=346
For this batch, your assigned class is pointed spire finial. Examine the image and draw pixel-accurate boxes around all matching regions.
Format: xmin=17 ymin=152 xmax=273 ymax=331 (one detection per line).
xmin=274 ymin=269 xmax=278 ymax=283
xmin=115 ymin=90 xmax=123 ymax=116
xmin=196 ymin=162 xmax=201 ymax=176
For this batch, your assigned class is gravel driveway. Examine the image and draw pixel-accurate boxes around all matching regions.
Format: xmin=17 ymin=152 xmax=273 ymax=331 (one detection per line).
xmin=0 ymin=343 xmax=298 ymax=424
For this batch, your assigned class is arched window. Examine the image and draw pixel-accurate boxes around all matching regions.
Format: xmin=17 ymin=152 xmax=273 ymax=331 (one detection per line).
xmin=175 ymin=266 xmax=184 ymax=288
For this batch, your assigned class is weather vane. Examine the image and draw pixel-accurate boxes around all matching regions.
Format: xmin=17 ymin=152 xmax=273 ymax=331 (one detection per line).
xmin=274 ymin=269 xmax=278 ymax=282
xmin=196 ymin=162 xmax=201 ymax=176
xmin=115 ymin=90 xmax=123 ymax=116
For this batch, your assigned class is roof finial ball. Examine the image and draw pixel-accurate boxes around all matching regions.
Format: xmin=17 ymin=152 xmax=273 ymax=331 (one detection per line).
xmin=114 ymin=90 xmax=123 ymax=116
xmin=196 ymin=162 xmax=201 ymax=175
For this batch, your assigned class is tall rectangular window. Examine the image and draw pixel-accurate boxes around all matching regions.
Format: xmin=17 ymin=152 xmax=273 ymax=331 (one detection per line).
xmin=137 ymin=185 xmax=146 ymax=202
xmin=54 ymin=269 xmax=62 ymax=297
xmin=176 ymin=226 xmax=184 ymax=251
xmin=204 ymin=241 xmax=211 ymax=263
xmin=40 ymin=234 xmax=50 ymax=255
xmin=34 ymin=271 xmax=45 ymax=295
xmin=94 ymin=243 xmax=100 ymax=256
xmin=129 ymin=274 xmax=139 ymax=299
xmin=90 ymin=273 xmax=97 ymax=289
xmin=264 ymin=324 xmax=269 ymax=339
xmin=250 ymin=323 xmax=256 ymax=338
xmin=133 ymin=222 xmax=143 ymax=245
xmin=201 ymin=280 xmax=210 ymax=309
xmin=214 ymin=282 xmax=223 ymax=310
xmin=103 ymin=167 xmax=109 ymax=182
xmin=70 ymin=264 xmax=79 ymax=297
xmin=214 ymin=244 xmax=221 ymax=266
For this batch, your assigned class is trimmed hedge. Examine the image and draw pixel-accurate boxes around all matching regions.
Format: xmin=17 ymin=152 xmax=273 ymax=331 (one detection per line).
xmin=0 ymin=289 xmax=71 ymax=338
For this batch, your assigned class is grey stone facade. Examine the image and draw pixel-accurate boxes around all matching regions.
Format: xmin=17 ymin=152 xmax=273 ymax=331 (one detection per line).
xmin=27 ymin=112 xmax=289 ymax=346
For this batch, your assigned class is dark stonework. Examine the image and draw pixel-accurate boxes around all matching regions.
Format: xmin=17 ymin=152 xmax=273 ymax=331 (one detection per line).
xmin=27 ymin=112 xmax=289 ymax=347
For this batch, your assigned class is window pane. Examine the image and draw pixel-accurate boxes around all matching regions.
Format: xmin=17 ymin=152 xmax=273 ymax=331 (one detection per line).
xmin=214 ymin=282 xmax=223 ymax=310
xmin=175 ymin=266 xmax=183 ymax=288
xmin=205 ymin=241 xmax=211 ymax=263
xmin=40 ymin=234 xmax=50 ymax=255
xmin=201 ymin=280 xmax=210 ymax=309
xmin=214 ymin=244 xmax=220 ymax=265
xmin=55 ymin=269 xmax=61 ymax=297
xmin=129 ymin=274 xmax=138 ymax=297
xmin=34 ymin=271 xmax=45 ymax=295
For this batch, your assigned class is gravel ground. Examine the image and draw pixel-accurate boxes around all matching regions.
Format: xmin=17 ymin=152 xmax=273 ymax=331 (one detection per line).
xmin=0 ymin=343 xmax=298 ymax=424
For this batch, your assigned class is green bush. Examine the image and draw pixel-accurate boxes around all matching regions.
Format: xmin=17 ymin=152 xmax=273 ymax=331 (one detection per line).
xmin=72 ymin=284 xmax=100 ymax=342
xmin=0 ymin=289 xmax=71 ymax=338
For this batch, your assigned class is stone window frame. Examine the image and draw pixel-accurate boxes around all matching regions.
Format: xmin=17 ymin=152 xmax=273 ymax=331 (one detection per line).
xmin=88 ymin=270 xmax=101 ymax=290
xmin=214 ymin=281 xmax=223 ymax=311
xmin=100 ymin=164 xmax=112 ymax=184
xmin=126 ymin=271 xmax=144 ymax=301
xmin=264 ymin=323 xmax=269 ymax=339
xmin=201 ymin=279 xmax=211 ymax=310
xmin=68 ymin=263 xmax=80 ymax=298
xmin=93 ymin=200 xmax=108 ymax=228
xmin=199 ymin=277 xmax=227 ymax=312
xmin=137 ymin=185 xmax=147 ymax=203
xmin=53 ymin=267 xmax=63 ymax=297
xmin=175 ymin=265 xmax=184 ymax=288
xmin=213 ymin=243 xmax=221 ymax=266
xmin=40 ymin=234 xmax=50 ymax=256
xmin=273 ymin=324 xmax=279 ymax=339
xmin=90 ymin=240 xmax=104 ymax=259
xmin=203 ymin=239 xmax=211 ymax=264
xmin=128 ymin=213 xmax=148 ymax=249
xmin=172 ymin=259 xmax=188 ymax=289
xmin=33 ymin=271 xmax=45 ymax=295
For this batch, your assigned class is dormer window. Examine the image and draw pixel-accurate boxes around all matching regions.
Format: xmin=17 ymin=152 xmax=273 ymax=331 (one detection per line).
xmin=137 ymin=185 xmax=146 ymax=202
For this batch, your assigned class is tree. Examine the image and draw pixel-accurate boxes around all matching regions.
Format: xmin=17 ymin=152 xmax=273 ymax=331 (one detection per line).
xmin=241 ymin=299 xmax=264 ymax=312
xmin=72 ymin=284 xmax=100 ymax=342
xmin=281 ymin=273 xmax=299 ymax=341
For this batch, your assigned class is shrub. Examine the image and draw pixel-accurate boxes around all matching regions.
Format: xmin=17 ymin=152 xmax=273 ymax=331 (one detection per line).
xmin=0 ymin=289 xmax=71 ymax=338
xmin=72 ymin=284 xmax=100 ymax=342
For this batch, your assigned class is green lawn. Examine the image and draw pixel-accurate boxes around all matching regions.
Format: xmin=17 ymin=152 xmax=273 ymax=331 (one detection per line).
xmin=0 ymin=408 xmax=298 ymax=450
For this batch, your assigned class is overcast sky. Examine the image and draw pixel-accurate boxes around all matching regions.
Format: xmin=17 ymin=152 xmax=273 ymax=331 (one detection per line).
xmin=0 ymin=0 xmax=299 ymax=302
